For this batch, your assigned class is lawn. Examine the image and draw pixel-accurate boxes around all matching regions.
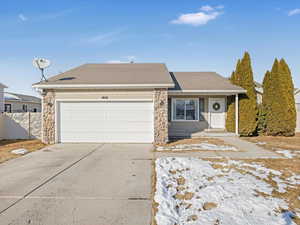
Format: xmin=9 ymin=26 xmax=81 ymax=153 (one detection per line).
xmin=243 ymin=133 xmax=300 ymax=158
xmin=153 ymin=157 xmax=300 ymax=225
xmin=0 ymin=139 xmax=46 ymax=163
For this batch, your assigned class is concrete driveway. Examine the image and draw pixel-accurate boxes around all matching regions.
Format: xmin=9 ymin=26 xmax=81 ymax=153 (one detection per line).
xmin=0 ymin=143 xmax=154 ymax=225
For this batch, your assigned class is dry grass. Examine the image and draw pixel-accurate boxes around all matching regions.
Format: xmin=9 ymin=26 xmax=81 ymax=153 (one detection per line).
xmin=243 ymin=133 xmax=300 ymax=153
xmin=162 ymin=137 xmax=232 ymax=147
xmin=155 ymin=137 xmax=239 ymax=153
xmin=151 ymin=159 xmax=158 ymax=225
xmin=206 ymin=158 xmax=300 ymax=224
xmin=0 ymin=139 xmax=46 ymax=164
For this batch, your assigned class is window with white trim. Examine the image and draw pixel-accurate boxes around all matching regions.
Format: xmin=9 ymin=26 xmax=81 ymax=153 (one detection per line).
xmin=172 ymin=99 xmax=199 ymax=121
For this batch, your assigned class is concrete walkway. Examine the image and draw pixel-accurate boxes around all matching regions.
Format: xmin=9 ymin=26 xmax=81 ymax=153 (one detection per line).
xmin=0 ymin=143 xmax=153 ymax=225
xmin=155 ymin=136 xmax=281 ymax=159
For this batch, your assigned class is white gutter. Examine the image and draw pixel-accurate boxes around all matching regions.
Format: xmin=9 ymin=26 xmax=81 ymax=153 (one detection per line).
xmin=32 ymin=83 xmax=175 ymax=89
xmin=168 ymin=90 xmax=247 ymax=94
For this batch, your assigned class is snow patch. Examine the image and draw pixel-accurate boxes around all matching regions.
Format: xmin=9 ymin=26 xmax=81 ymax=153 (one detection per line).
xmin=276 ymin=149 xmax=300 ymax=159
xmin=155 ymin=157 xmax=297 ymax=225
xmin=11 ymin=149 xmax=28 ymax=155
xmin=256 ymin=141 xmax=267 ymax=145
xmin=157 ymin=143 xmax=238 ymax=151
xmin=276 ymin=150 xmax=295 ymax=158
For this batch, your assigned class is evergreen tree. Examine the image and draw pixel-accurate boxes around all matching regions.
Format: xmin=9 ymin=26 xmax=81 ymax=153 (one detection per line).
xmin=258 ymin=71 xmax=271 ymax=135
xmin=226 ymin=52 xmax=258 ymax=136
xmin=226 ymin=71 xmax=238 ymax=132
xmin=262 ymin=59 xmax=295 ymax=136
xmin=280 ymin=59 xmax=296 ymax=135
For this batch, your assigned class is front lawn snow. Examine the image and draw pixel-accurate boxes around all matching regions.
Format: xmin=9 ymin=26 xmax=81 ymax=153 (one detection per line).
xmin=156 ymin=143 xmax=237 ymax=152
xmin=154 ymin=157 xmax=299 ymax=225
xmin=276 ymin=149 xmax=300 ymax=159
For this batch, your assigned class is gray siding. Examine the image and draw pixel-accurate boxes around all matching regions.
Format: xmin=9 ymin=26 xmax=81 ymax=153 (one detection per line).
xmin=168 ymin=96 xmax=210 ymax=137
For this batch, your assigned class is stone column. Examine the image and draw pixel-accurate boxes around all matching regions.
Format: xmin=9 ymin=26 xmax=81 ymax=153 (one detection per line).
xmin=154 ymin=88 xmax=168 ymax=145
xmin=42 ymin=90 xmax=55 ymax=144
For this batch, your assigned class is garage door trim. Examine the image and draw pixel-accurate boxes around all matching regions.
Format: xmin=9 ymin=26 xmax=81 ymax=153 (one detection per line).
xmin=54 ymin=99 xmax=154 ymax=143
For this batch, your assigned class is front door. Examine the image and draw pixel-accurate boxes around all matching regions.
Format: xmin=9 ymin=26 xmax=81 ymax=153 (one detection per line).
xmin=208 ymin=98 xmax=225 ymax=129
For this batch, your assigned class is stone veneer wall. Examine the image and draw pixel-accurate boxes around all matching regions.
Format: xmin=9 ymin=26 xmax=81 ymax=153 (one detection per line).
xmin=154 ymin=88 xmax=168 ymax=145
xmin=42 ymin=90 xmax=55 ymax=144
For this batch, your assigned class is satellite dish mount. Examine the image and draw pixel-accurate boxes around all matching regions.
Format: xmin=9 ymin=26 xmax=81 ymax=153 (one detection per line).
xmin=33 ymin=58 xmax=51 ymax=82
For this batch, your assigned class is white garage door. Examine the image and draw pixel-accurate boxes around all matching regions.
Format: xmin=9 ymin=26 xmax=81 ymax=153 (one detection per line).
xmin=57 ymin=101 xmax=154 ymax=143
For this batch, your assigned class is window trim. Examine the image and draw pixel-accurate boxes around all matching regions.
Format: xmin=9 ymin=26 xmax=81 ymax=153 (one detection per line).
xmin=171 ymin=98 xmax=200 ymax=122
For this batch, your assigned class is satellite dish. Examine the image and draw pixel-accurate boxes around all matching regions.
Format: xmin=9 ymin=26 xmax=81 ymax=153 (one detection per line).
xmin=33 ymin=58 xmax=51 ymax=82
xmin=33 ymin=58 xmax=51 ymax=69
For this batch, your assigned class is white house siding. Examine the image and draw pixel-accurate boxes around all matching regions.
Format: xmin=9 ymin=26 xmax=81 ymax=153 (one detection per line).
xmin=295 ymin=92 xmax=300 ymax=132
xmin=0 ymin=114 xmax=4 ymax=140
xmin=296 ymin=104 xmax=300 ymax=133
xmin=5 ymin=101 xmax=41 ymax=113
xmin=0 ymin=88 xmax=4 ymax=113
xmin=54 ymin=89 xmax=154 ymax=100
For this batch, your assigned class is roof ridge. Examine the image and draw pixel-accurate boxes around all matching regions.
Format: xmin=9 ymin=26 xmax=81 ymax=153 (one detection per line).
xmin=171 ymin=71 xmax=217 ymax=73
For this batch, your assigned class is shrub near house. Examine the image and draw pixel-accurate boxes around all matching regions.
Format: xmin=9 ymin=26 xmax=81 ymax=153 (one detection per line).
xmin=226 ymin=52 xmax=258 ymax=136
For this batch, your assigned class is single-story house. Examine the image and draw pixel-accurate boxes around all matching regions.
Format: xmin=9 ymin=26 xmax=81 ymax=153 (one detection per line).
xmin=32 ymin=63 xmax=246 ymax=145
xmin=0 ymin=83 xmax=8 ymax=113
xmin=4 ymin=92 xmax=41 ymax=113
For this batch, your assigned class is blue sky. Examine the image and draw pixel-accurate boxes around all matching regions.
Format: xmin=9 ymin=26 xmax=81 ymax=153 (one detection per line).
xmin=1 ymin=0 xmax=300 ymax=96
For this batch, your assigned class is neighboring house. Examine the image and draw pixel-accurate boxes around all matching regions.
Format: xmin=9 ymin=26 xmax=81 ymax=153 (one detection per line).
xmin=0 ymin=83 xmax=8 ymax=113
xmin=4 ymin=92 xmax=41 ymax=113
xmin=254 ymin=81 xmax=263 ymax=104
xmin=32 ymin=63 xmax=246 ymax=145
xmin=255 ymin=82 xmax=300 ymax=132
xmin=295 ymin=89 xmax=300 ymax=132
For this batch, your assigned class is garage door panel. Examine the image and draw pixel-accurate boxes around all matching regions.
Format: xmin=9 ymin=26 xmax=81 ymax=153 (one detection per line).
xmin=58 ymin=101 xmax=154 ymax=143
xmin=61 ymin=123 xmax=153 ymax=133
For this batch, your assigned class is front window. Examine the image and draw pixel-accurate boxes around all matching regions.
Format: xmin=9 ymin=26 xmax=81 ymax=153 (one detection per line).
xmin=172 ymin=99 xmax=199 ymax=121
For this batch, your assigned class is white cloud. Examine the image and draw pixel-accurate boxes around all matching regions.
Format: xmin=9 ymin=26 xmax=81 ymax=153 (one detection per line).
xmin=171 ymin=11 xmax=221 ymax=26
xmin=18 ymin=14 xmax=28 ymax=21
xmin=200 ymin=5 xmax=214 ymax=12
xmin=106 ymin=60 xmax=127 ymax=64
xmin=171 ymin=5 xmax=223 ymax=26
xmin=106 ymin=56 xmax=137 ymax=64
xmin=288 ymin=8 xmax=300 ymax=16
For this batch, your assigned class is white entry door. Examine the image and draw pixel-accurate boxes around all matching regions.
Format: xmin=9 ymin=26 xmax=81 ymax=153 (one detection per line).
xmin=57 ymin=101 xmax=154 ymax=143
xmin=208 ymin=98 xmax=226 ymax=129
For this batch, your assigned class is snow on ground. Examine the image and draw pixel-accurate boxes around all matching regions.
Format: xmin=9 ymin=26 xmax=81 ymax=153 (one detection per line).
xmin=256 ymin=141 xmax=267 ymax=145
xmin=11 ymin=148 xmax=28 ymax=155
xmin=276 ymin=149 xmax=300 ymax=159
xmin=155 ymin=157 xmax=299 ymax=225
xmin=156 ymin=143 xmax=238 ymax=151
